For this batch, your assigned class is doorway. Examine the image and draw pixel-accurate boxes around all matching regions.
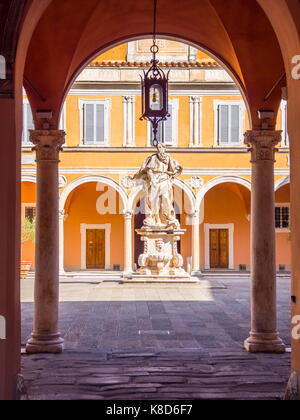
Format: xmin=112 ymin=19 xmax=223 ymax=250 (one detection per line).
xmin=204 ymin=223 xmax=234 ymax=270
xmin=86 ymin=229 xmax=105 ymax=269
xmin=209 ymin=229 xmax=229 ymax=269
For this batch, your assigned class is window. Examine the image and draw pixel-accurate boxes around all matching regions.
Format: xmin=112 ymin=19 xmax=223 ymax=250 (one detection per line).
xmin=214 ymin=101 xmax=244 ymax=146
xmin=281 ymin=100 xmax=289 ymax=146
xmin=79 ymin=99 xmax=111 ymax=146
xmin=25 ymin=207 xmax=36 ymax=222
xmin=22 ymin=204 xmax=36 ymax=223
xmin=148 ymin=99 xmax=179 ymax=146
xmin=22 ymin=102 xmax=34 ymax=145
xmin=275 ymin=205 xmax=290 ymax=230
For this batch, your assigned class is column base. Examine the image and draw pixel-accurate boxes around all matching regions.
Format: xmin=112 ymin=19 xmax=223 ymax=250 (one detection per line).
xmin=123 ymin=270 xmax=133 ymax=277
xmin=191 ymin=270 xmax=202 ymax=278
xmin=26 ymin=333 xmax=64 ymax=354
xmin=244 ymin=332 xmax=286 ymax=353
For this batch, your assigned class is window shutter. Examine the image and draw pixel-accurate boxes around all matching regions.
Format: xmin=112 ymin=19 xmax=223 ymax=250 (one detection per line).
xmin=219 ymin=104 xmax=229 ymax=144
xmin=84 ymin=103 xmax=95 ymax=144
xmin=230 ymin=105 xmax=240 ymax=143
xmin=95 ymin=103 xmax=105 ymax=144
xmin=164 ymin=103 xmax=173 ymax=145
xmin=275 ymin=207 xmax=281 ymax=229
xmin=282 ymin=207 xmax=290 ymax=228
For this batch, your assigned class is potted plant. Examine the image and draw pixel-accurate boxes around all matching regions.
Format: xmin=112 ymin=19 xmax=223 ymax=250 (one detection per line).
xmin=21 ymin=216 xmax=35 ymax=279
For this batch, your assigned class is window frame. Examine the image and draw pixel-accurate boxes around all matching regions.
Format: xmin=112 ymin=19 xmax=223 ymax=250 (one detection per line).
xmin=275 ymin=203 xmax=290 ymax=233
xmin=21 ymin=203 xmax=36 ymax=225
xmin=78 ymin=98 xmax=111 ymax=147
xmin=213 ymin=100 xmax=245 ymax=147
xmin=22 ymin=99 xmax=35 ymax=145
xmin=147 ymin=98 xmax=179 ymax=147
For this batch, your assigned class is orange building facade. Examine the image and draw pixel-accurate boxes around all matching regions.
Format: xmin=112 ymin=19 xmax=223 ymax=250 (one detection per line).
xmin=21 ymin=40 xmax=291 ymax=273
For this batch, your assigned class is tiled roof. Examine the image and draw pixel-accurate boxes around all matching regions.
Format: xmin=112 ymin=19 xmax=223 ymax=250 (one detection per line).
xmin=89 ymin=60 xmax=220 ymax=68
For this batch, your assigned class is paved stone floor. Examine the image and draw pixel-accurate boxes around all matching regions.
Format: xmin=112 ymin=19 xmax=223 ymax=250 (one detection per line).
xmin=21 ymin=276 xmax=291 ymax=400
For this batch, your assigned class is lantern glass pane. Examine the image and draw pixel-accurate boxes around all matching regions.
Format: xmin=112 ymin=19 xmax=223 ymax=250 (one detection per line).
xmin=150 ymin=84 xmax=163 ymax=111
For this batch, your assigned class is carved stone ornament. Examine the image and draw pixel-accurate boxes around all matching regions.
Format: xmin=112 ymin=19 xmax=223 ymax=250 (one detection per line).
xmin=132 ymin=144 xmax=183 ymax=229
xmin=30 ymin=130 xmax=65 ymax=161
xmin=59 ymin=175 xmax=67 ymax=188
xmin=121 ymin=175 xmax=135 ymax=189
xmin=244 ymin=130 xmax=281 ymax=163
xmin=123 ymin=210 xmax=134 ymax=219
xmin=190 ymin=176 xmax=204 ymax=189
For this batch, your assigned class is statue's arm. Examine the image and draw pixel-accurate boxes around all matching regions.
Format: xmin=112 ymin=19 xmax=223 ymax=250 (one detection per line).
xmin=168 ymin=159 xmax=183 ymax=177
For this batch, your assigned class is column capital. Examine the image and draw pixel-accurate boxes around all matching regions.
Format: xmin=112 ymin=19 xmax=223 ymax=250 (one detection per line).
xmin=123 ymin=210 xmax=134 ymax=219
xmin=186 ymin=210 xmax=199 ymax=219
xmin=30 ymin=130 xmax=65 ymax=161
xmin=189 ymin=95 xmax=202 ymax=103
xmin=59 ymin=209 xmax=65 ymax=220
xmin=244 ymin=130 xmax=281 ymax=163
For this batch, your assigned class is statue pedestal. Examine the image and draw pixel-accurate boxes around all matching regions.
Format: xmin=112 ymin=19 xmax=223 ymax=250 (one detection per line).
xmin=123 ymin=227 xmax=198 ymax=283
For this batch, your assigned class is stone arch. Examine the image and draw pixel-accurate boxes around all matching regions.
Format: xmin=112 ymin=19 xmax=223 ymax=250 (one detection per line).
xmin=195 ymin=175 xmax=251 ymax=210
xmin=275 ymin=176 xmax=290 ymax=192
xmin=23 ymin=0 xmax=286 ymax=130
xmin=59 ymin=175 xmax=128 ymax=211
xmin=21 ymin=175 xmax=37 ymax=184
xmin=59 ymin=34 xmax=251 ymax=128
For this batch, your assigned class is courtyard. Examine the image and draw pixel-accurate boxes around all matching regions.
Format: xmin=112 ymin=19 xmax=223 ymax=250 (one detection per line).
xmin=21 ymin=275 xmax=291 ymax=400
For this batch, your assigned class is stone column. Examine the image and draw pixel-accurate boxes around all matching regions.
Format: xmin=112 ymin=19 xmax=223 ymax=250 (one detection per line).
xmin=189 ymin=96 xmax=202 ymax=147
xmin=123 ymin=96 xmax=135 ymax=147
xmin=26 ymin=130 xmax=65 ymax=354
xmin=244 ymin=130 xmax=285 ymax=353
xmin=190 ymin=211 xmax=201 ymax=276
xmin=59 ymin=210 xmax=65 ymax=275
xmin=123 ymin=210 xmax=133 ymax=274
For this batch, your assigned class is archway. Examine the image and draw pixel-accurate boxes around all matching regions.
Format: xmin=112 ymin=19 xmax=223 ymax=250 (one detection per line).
xmin=21 ymin=180 xmax=36 ymax=270
xmin=59 ymin=176 xmax=127 ymax=272
xmin=129 ymin=179 xmax=195 ymax=269
xmin=3 ymin=0 xmax=300 ymax=400
xmin=275 ymin=181 xmax=291 ymax=271
xmin=198 ymin=179 xmax=251 ymax=270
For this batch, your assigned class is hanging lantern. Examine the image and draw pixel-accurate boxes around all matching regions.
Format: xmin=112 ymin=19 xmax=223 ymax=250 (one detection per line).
xmin=140 ymin=0 xmax=170 ymax=147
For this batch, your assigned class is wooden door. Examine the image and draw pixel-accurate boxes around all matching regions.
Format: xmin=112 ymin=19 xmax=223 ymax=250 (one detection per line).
xmin=86 ymin=229 xmax=105 ymax=269
xmin=209 ymin=229 xmax=229 ymax=269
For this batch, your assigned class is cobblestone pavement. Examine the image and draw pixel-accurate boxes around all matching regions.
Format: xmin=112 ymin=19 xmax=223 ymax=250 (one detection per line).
xmin=21 ymin=276 xmax=291 ymax=400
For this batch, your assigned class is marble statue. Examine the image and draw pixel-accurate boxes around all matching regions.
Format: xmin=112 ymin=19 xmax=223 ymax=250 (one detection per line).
xmin=132 ymin=143 xmax=183 ymax=229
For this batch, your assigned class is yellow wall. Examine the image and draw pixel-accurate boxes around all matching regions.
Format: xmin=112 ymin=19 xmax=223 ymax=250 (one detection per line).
xmin=201 ymin=183 xmax=251 ymax=267
xmin=275 ymin=184 xmax=291 ymax=267
xmin=21 ymin=182 xmax=36 ymax=266
xmin=64 ymin=183 xmax=124 ymax=270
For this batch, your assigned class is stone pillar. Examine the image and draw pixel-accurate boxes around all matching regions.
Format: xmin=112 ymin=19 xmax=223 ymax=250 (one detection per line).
xmin=26 ymin=130 xmax=65 ymax=354
xmin=189 ymin=96 xmax=202 ymax=147
xmin=244 ymin=130 xmax=285 ymax=353
xmin=0 ymin=97 xmax=21 ymax=400
xmin=190 ymin=211 xmax=201 ymax=276
xmin=59 ymin=210 xmax=65 ymax=275
xmin=123 ymin=210 xmax=133 ymax=274
xmin=123 ymin=96 xmax=135 ymax=147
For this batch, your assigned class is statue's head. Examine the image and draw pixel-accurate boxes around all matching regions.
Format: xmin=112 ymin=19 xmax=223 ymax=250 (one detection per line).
xmin=157 ymin=143 xmax=167 ymax=156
